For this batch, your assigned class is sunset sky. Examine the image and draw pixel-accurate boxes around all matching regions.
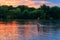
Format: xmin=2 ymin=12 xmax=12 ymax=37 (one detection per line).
xmin=0 ymin=0 xmax=60 ymax=8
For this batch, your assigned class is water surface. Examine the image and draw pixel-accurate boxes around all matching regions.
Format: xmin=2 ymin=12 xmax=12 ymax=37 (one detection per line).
xmin=0 ymin=20 xmax=60 ymax=40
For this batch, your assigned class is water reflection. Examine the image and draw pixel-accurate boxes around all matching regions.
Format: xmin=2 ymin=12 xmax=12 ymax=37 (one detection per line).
xmin=0 ymin=20 xmax=60 ymax=40
xmin=0 ymin=21 xmax=18 ymax=40
xmin=18 ymin=21 xmax=39 ymax=40
xmin=0 ymin=21 xmax=39 ymax=40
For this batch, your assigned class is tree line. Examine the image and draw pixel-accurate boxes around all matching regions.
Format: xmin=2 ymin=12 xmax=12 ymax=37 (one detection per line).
xmin=0 ymin=4 xmax=60 ymax=22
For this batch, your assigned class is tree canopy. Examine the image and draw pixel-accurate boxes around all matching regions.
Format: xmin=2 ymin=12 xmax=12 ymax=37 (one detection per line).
xmin=0 ymin=5 xmax=60 ymax=22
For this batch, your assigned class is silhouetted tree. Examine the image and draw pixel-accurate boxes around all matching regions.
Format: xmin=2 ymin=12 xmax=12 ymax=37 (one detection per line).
xmin=49 ymin=6 xmax=60 ymax=19
xmin=0 ymin=5 xmax=60 ymax=22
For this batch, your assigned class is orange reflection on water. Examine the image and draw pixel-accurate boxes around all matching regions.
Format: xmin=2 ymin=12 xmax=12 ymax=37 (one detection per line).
xmin=0 ymin=21 xmax=39 ymax=40
xmin=23 ymin=21 xmax=38 ymax=40
xmin=0 ymin=21 xmax=18 ymax=40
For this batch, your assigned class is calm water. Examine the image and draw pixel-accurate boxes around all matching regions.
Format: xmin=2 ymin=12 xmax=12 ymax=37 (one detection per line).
xmin=0 ymin=20 xmax=60 ymax=40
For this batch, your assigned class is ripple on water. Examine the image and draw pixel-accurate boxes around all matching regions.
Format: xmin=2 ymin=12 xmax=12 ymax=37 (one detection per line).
xmin=0 ymin=21 xmax=39 ymax=40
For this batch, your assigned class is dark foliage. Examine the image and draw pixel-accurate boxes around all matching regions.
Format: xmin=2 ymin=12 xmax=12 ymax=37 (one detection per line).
xmin=0 ymin=5 xmax=60 ymax=22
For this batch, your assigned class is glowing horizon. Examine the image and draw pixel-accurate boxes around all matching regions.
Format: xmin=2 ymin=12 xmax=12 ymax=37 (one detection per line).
xmin=0 ymin=0 xmax=60 ymax=8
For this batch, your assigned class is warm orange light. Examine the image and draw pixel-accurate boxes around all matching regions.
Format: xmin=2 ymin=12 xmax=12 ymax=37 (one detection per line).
xmin=0 ymin=21 xmax=18 ymax=40
xmin=0 ymin=0 xmax=40 ymax=8
xmin=0 ymin=21 xmax=38 ymax=40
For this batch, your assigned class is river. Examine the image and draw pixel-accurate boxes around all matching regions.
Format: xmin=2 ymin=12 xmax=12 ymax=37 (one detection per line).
xmin=0 ymin=20 xmax=60 ymax=40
